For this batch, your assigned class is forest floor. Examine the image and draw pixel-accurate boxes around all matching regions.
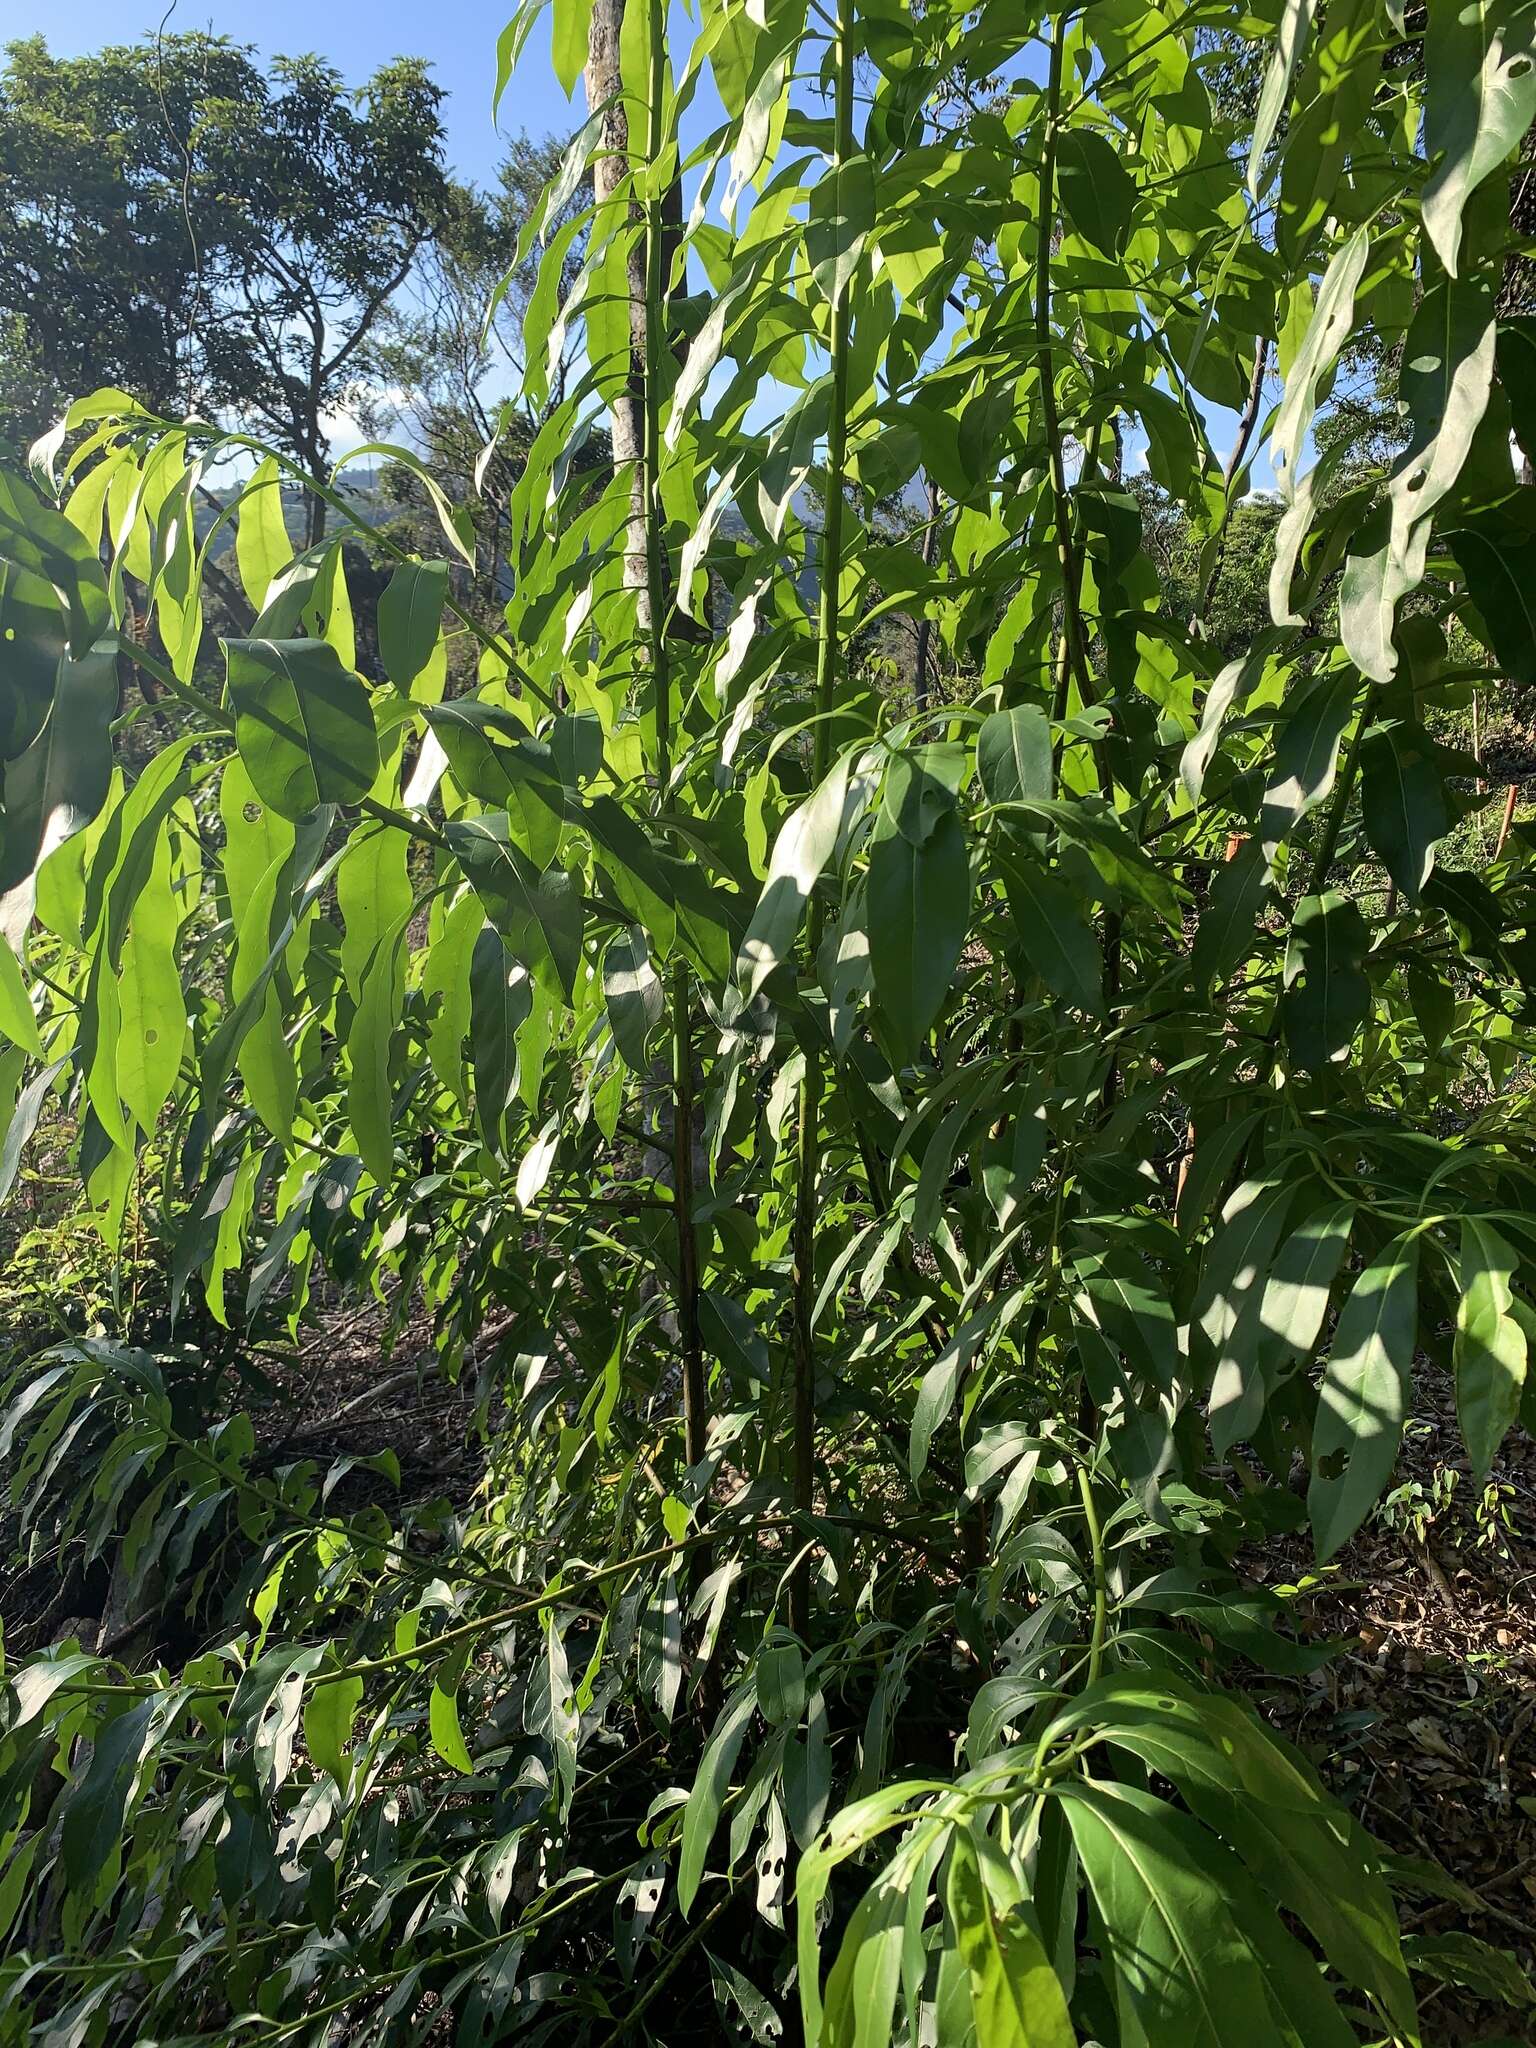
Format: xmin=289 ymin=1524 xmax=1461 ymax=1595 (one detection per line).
xmin=3 ymin=1300 xmax=1533 ymax=2042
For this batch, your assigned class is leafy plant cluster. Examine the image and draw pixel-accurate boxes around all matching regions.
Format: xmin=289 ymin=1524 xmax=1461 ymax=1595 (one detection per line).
xmin=3 ymin=0 xmax=1536 ymax=2040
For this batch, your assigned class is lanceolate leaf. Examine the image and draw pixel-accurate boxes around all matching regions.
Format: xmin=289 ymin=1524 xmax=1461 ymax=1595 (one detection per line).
xmin=1454 ymin=1216 xmax=1527 ymax=1476
xmin=678 ymin=1681 xmax=758 ymax=1916
xmin=1282 ymin=891 xmax=1371 ymax=1070
xmin=867 ymin=805 xmax=969 ymax=1063
xmin=1450 ymin=517 xmax=1536 ymax=684
xmin=0 ymin=637 xmax=117 ymax=940
xmin=448 ymin=816 xmax=582 ymax=1001
xmin=378 ymin=560 xmax=449 ymax=692
xmin=1062 ymin=1778 xmax=1349 ymax=2048
xmin=975 ymin=704 xmax=1051 ymax=810
xmin=0 ymin=464 xmax=110 ymax=655
xmin=235 ymin=456 xmax=294 ymax=611
xmin=470 ymin=924 xmax=533 ymax=1156
xmin=737 ymin=753 xmax=856 ymax=1000
xmin=1309 ymin=1234 xmax=1420 ymax=1560
xmin=1247 ymin=0 xmax=1318 ymax=196
xmin=946 ymin=1826 xmax=1074 ymax=2048
xmin=1057 ymin=127 xmax=1138 ymax=257
xmin=1359 ymin=721 xmax=1451 ymax=903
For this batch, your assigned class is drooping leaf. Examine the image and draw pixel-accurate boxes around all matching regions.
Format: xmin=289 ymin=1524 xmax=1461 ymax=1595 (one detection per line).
xmin=1454 ymin=1216 xmax=1527 ymax=1477
xmin=1309 ymin=1234 xmax=1420 ymax=1560
xmin=1282 ymin=891 xmax=1371 ymax=1070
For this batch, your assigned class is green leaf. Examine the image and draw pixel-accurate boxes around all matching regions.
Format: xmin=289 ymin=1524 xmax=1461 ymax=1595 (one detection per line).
xmin=235 ymin=457 xmax=294 ymax=611
xmin=304 ymin=1668 xmax=363 ymax=1786
xmin=1451 ymin=518 xmax=1536 ymax=685
xmin=115 ymin=829 xmax=186 ymax=1131
xmin=1422 ymin=0 xmax=1536 ymax=276
xmin=552 ymin=0 xmax=596 ymax=94
xmin=430 ymin=1672 xmax=475 ymax=1775
xmin=470 ymin=924 xmax=533 ymax=1156
xmin=1402 ymin=1930 xmax=1534 ymax=2008
xmin=1360 ymin=721 xmax=1451 ymax=904
xmin=62 ymin=1689 xmax=185 ymax=1892
xmin=0 ymin=560 xmax=68 ymax=764
xmin=677 ymin=1680 xmax=757 ymax=1915
xmin=976 ymin=705 xmax=1051 ymax=809
xmin=1191 ymin=838 xmax=1270 ymax=988
xmin=807 ymin=151 xmax=874 ymax=305
xmin=603 ymin=924 xmax=663 ymax=1072
xmin=225 ymin=638 xmax=380 ymax=819
xmin=867 ymin=805 xmax=969 ymax=1063
xmin=758 ymin=1639 xmax=806 ymax=1727
xmin=1258 ymin=673 xmax=1356 ymax=860
xmin=1063 ymin=1778 xmax=1352 ymax=2047
xmin=1057 ymin=127 xmax=1137 ymax=257
xmin=946 ymin=1826 xmax=1075 ymax=2048
xmin=1049 ymin=1675 xmax=1414 ymax=2035
xmin=1256 ymin=1201 xmax=1354 ymax=1376
xmin=1000 ymin=854 xmax=1102 ymax=1013
xmin=0 ymin=463 xmax=110 ymax=656
xmin=378 ymin=560 xmax=448 ymax=692
xmin=1281 ymin=891 xmax=1370 ymax=1070
xmin=0 ymin=638 xmax=118 ymax=922
xmin=1309 ymin=1233 xmax=1420 ymax=1560
xmin=448 ymin=816 xmax=582 ymax=1002
xmin=0 ymin=938 xmax=43 ymax=1057
xmin=737 ymin=753 xmax=856 ymax=999
xmin=1269 ymin=229 xmax=1370 ymax=510
xmin=1454 ymin=1217 xmax=1527 ymax=1477
xmin=1247 ymin=0 xmax=1317 ymax=196
xmin=347 ymin=916 xmax=410 ymax=1184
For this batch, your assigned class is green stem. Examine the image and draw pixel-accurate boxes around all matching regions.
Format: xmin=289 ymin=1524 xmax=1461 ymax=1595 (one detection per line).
xmin=1078 ymin=1463 xmax=1108 ymax=1685
xmin=1038 ymin=10 xmax=1093 ymax=748
xmin=788 ymin=0 xmax=857 ymax=1638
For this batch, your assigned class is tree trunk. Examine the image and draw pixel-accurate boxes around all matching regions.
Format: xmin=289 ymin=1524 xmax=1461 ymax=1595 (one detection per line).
xmin=586 ymin=0 xmax=648 ymax=609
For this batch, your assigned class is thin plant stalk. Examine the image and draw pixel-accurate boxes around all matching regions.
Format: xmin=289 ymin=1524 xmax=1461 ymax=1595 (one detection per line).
xmin=788 ymin=0 xmax=857 ymax=1637
xmin=640 ymin=0 xmax=707 ymax=1475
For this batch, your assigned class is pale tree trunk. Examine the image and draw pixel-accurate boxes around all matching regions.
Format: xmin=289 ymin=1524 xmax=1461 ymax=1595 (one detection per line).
xmin=586 ymin=0 xmax=649 ymax=611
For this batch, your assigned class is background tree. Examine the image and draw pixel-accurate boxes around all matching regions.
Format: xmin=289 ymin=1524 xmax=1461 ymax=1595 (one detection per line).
xmin=0 ymin=31 xmax=450 ymax=529
xmin=0 ymin=32 xmax=258 ymax=446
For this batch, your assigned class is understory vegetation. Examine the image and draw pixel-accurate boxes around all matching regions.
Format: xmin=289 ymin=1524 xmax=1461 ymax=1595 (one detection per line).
xmin=4 ymin=0 xmax=1536 ymax=2041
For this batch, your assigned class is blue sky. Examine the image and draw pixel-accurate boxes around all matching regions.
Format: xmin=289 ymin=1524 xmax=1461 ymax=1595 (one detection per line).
xmin=6 ymin=0 xmax=567 ymax=189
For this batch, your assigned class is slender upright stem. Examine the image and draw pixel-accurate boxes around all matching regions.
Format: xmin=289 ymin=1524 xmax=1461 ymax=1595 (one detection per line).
xmin=788 ymin=0 xmax=857 ymax=1637
xmin=1077 ymin=1464 xmax=1108 ymax=1686
xmin=640 ymin=0 xmax=707 ymax=1476
xmin=913 ymin=473 xmax=940 ymax=714
xmin=1038 ymin=11 xmax=1093 ymax=742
